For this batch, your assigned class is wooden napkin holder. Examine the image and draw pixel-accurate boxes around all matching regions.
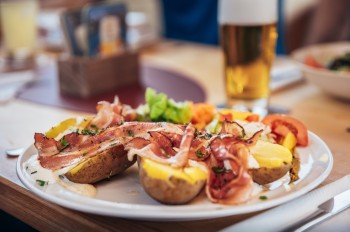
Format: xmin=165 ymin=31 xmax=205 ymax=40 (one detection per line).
xmin=57 ymin=52 xmax=139 ymax=98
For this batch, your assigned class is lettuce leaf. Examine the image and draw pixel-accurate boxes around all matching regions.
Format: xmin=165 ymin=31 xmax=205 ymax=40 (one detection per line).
xmin=145 ymin=88 xmax=191 ymax=124
xmin=163 ymin=99 xmax=191 ymax=124
xmin=146 ymin=88 xmax=168 ymax=120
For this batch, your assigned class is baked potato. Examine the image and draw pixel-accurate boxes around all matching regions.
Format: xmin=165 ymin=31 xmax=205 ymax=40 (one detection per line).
xmin=65 ymin=145 xmax=136 ymax=184
xmin=250 ymin=140 xmax=293 ymax=185
xmin=138 ymin=158 xmax=207 ymax=204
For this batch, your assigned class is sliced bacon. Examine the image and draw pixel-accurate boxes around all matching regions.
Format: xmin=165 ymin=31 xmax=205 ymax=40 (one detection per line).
xmin=124 ymin=137 xmax=150 ymax=150
xmin=205 ymin=130 xmax=263 ymax=204
xmin=34 ymin=133 xmax=60 ymax=157
xmin=188 ymin=137 xmax=211 ymax=161
xmin=220 ymin=120 xmax=245 ymax=137
xmin=157 ymin=131 xmax=183 ymax=148
xmin=89 ymin=96 xmax=137 ymax=129
xmin=127 ymin=124 xmax=196 ymax=168
xmin=148 ymin=131 xmax=177 ymax=157
xmin=35 ymin=122 xmax=185 ymax=170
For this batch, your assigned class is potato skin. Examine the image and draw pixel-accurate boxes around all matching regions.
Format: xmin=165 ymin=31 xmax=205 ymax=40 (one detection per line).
xmin=138 ymin=158 xmax=206 ymax=205
xmin=65 ymin=145 xmax=136 ymax=184
xmin=250 ymin=162 xmax=291 ymax=185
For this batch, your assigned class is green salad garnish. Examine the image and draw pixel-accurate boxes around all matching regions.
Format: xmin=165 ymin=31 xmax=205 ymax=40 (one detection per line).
xmin=138 ymin=88 xmax=192 ymax=124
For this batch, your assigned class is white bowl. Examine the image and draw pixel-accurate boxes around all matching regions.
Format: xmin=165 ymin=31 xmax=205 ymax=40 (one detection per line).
xmin=291 ymin=42 xmax=350 ymax=100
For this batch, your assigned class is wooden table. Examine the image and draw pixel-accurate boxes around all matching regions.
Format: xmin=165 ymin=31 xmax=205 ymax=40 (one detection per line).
xmin=1 ymin=41 xmax=350 ymax=231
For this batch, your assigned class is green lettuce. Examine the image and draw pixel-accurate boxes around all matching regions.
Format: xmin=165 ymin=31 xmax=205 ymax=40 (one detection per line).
xmin=144 ymin=88 xmax=191 ymax=124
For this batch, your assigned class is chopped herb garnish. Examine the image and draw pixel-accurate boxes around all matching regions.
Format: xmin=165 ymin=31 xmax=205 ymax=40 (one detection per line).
xmin=31 ymin=171 xmax=37 ymax=175
xmin=259 ymin=195 xmax=268 ymax=200
xmin=195 ymin=149 xmax=206 ymax=158
xmin=81 ymin=129 xmax=96 ymax=135
xmin=110 ymin=143 xmax=117 ymax=147
xmin=91 ymin=124 xmax=97 ymax=129
xmin=36 ymin=179 xmax=47 ymax=187
xmin=198 ymin=132 xmax=212 ymax=140
xmin=212 ymin=166 xmax=230 ymax=174
xmin=127 ymin=130 xmax=134 ymax=137
xmin=59 ymin=137 xmax=70 ymax=152
xmin=82 ymin=153 xmax=87 ymax=156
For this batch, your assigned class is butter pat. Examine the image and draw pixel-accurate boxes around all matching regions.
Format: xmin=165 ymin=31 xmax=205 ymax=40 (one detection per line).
xmin=251 ymin=140 xmax=293 ymax=168
xmin=142 ymin=158 xmax=207 ymax=185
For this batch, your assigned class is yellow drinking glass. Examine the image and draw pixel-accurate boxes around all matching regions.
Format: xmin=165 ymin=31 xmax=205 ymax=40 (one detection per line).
xmin=0 ymin=0 xmax=39 ymax=59
xmin=219 ymin=0 xmax=278 ymax=116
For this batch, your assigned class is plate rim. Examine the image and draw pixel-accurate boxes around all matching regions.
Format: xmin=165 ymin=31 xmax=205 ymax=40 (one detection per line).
xmin=16 ymin=131 xmax=333 ymax=221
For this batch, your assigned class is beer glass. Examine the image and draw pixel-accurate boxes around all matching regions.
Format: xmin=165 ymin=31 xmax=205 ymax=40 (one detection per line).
xmin=219 ymin=0 xmax=278 ymax=116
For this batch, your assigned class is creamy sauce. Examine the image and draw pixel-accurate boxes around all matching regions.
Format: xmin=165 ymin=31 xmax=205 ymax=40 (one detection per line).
xmin=24 ymin=154 xmax=97 ymax=197
xmin=56 ymin=175 xmax=96 ymax=197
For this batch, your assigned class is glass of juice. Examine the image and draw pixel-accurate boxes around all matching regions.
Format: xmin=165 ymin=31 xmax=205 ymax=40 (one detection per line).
xmin=0 ymin=0 xmax=38 ymax=70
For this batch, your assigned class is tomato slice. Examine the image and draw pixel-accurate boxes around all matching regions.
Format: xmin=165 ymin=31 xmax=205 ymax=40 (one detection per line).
xmin=245 ymin=114 xmax=260 ymax=122
xmin=304 ymin=55 xmax=323 ymax=69
xmin=262 ymin=114 xmax=308 ymax=146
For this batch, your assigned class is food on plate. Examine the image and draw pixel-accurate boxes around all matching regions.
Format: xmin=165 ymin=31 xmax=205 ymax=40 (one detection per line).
xmin=328 ymin=52 xmax=350 ymax=71
xmin=139 ymin=88 xmax=192 ymax=124
xmin=125 ymin=123 xmax=208 ymax=204
xmin=138 ymin=158 xmax=207 ymax=204
xmin=262 ymin=114 xmax=308 ymax=146
xmin=206 ymin=128 xmax=262 ymax=204
xmin=34 ymin=97 xmax=139 ymax=184
xmin=190 ymin=103 xmax=215 ymax=129
xmin=304 ymin=55 xmax=323 ymax=69
xmin=64 ymin=144 xmax=130 ymax=183
xmin=28 ymin=88 xmax=309 ymax=206
xmin=45 ymin=117 xmax=93 ymax=139
xmin=304 ymin=53 xmax=350 ymax=72
xmin=250 ymin=140 xmax=293 ymax=185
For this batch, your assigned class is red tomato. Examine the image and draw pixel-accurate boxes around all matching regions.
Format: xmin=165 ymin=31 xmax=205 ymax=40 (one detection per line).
xmin=245 ymin=114 xmax=260 ymax=122
xmin=262 ymin=114 xmax=308 ymax=146
xmin=304 ymin=55 xmax=323 ymax=69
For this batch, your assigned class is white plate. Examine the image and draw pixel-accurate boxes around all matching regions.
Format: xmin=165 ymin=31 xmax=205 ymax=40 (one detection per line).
xmin=291 ymin=42 xmax=350 ymax=100
xmin=17 ymin=131 xmax=333 ymax=221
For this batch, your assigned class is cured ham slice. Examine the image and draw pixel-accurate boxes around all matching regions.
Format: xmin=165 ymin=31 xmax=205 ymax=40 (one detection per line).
xmin=206 ymin=130 xmax=262 ymax=204
xmin=89 ymin=96 xmax=137 ymax=129
xmin=35 ymin=122 xmax=185 ymax=170
xmin=127 ymin=124 xmax=196 ymax=168
xmin=220 ymin=120 xmax=245 ymax=137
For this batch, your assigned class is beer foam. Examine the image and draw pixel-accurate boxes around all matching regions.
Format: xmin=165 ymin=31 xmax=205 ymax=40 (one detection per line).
xmin=219 ymin=0 xmax=277 ymax=25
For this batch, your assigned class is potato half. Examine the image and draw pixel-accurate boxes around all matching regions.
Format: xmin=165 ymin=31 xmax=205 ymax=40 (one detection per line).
xmin=138 ymin=158 xmax=207 ymax=205
xmin=65 ymin=145 xmax=136 ymax=184
xmin=250 ymin=140 xmax=293 ymax=185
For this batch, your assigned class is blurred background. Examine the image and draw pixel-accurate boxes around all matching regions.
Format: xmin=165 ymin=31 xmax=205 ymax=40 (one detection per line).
xmin=1 ymin=0 xmax=349 ymax=57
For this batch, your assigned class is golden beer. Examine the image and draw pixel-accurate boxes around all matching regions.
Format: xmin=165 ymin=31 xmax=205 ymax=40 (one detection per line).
xmin=221 ymin=23 xmax=277 ymax=106
xmin=219 ymin=0 xmax=277 ymax=115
